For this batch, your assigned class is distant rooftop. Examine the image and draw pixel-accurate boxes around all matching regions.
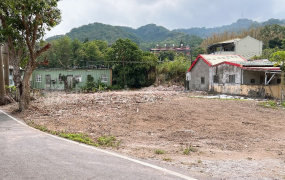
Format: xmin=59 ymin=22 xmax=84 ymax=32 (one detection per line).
xmin=213 ymin=38 xmax=241 ymax=45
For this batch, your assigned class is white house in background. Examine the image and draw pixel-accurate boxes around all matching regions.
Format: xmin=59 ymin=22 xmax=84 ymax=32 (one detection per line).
xmin=186 ymin=54 xmax=283 ymax=99
xmin=207 ymin=36 xmax=263 ymax=60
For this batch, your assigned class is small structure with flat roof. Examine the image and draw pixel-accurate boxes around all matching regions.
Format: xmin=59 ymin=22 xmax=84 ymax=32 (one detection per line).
xmin=207 ymin=36 xmax=263 ymax=60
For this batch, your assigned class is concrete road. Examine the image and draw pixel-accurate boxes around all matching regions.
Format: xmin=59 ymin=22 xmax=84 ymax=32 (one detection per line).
xmin=0 ymin=110 xmax=196 ymax=180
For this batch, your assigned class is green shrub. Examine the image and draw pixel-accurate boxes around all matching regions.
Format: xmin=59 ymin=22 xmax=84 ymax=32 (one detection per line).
xmin=109 ymin=84 xmax=122 ymax=90
xmin=183 ymin=146 xmax=198 ymax=155
xmin=59 ymin=133 xmax=98 ymax=146
xmin=156 ymin=59 xmax=191 ymax=84
xmin=81 ymin=75 xmax=107 ymax=93
xmin=97 ymin=136 xmax=119 ymax=147
xmin=154 ymin=149 xmax=165 ymax=154
xmin=268 ymin=100 xmax=277 ymax=107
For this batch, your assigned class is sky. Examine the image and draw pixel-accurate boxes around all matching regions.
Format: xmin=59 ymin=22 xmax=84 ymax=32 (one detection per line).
xmin=45 ymin=0 xmax=285 ymax=38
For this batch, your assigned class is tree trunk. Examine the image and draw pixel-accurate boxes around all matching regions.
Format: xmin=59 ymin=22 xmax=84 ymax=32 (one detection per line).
xmin=3 ymin=43 xmax=10 ymax=86
xmin=17 ymin=61 xmax=36 ymax=111
xmin=11 ymin=52 xmax=24 ymax=109
xmin=19 ymin=75 xmax=31 ymax=111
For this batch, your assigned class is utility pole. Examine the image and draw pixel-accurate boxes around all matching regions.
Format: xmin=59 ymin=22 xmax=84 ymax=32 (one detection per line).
xmin=3 ymin=42 xmax=9 ymax=86
xmin=0 ymin=43 xmax=6 ymax=101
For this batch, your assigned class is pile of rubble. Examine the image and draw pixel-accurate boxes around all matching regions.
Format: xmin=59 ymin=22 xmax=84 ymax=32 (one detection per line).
xmin=141 ymin=85 xmax=184 ymax=92
xmin=20 ymin=90 xmax=181 ymax=130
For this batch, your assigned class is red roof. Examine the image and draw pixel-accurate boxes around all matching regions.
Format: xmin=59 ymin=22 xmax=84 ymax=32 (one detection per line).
xmin=188 ymin=54 xmax=247 ymax=72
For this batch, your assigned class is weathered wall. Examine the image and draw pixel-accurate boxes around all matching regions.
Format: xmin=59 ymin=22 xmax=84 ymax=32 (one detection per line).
xmin=213 ymin=84 xmax=285 ymax=99
xmin=189 ymin=58 xmax=210 ymax=91
xmin=212 ymin=63 xmax=241 ymax=87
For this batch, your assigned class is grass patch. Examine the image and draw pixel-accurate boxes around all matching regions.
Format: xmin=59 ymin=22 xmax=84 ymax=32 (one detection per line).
xmin=154 ymin=149 xmax=165 ymax=155
xmin=281 ymin=101 xmax=285 ymax=107
xmin=259 ymin=100 xmax=277 ymax=109
xmin=59 ymin=133 xmax=98 ymax=146
xmin=268 ymin=100 xmax=277 ymax=107
xmin=27 ymin=121 xmax=123 ymax=148
xmin=97 ymin=136 xmax=120 ymax=147
xmin=163 ymin=158 xmax=172 ymax=162
xmin=34 ymin=124 xmax=49 ymax=132
xmin=183 ymin=146 xmax=198 ymax=155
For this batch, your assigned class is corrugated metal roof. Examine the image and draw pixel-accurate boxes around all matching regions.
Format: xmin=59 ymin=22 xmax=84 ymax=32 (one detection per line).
xmin=200 ymin=54 xmax=246 ymax=66
xmin=188 ymin=54 xmax=247 ymax=72
xmin=217 ymin=38 xmax=241 ymax=44
xmin=231 ymin=60 xmax=274 ymax=66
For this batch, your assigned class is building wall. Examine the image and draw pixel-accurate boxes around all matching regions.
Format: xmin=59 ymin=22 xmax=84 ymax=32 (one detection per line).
xmin=212 ymin=63 xmax=242 ymax=85
xmin=243 ymin=70 xmax=280 ymax=85
xmin=213 ymin=84 xmax=284 ymax=99
xmin=243 ymin=70 xmax=265 ymax=85
xmin=189 ymin=58 xmax=210 ymax=91
xmin=31 ymin=69 xmax=112 ymax=90
xmin=236 ymin=36 xmax=262 ymax=59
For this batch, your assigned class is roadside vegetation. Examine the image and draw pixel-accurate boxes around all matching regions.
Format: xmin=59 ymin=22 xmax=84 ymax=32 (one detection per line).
xmin=183 ymin=146 xmax=198 ymax=155
xmin=154 ymin=149 xmax=166 ymax=155
xmin=259 ymin=100 xmax=285 ymax=109
xmin=27 ymin=121 xmax=120 ymax=148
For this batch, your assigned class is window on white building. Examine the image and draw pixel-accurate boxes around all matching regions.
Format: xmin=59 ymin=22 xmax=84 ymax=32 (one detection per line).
xmin=201 ymin=77 xmax=205 ymax=84
xmin=101 ymin=74 xmax=107 ymax=82
xmin=213 ymin=75 xmax=219 ymax=83
xmin=36 ymin=75 xmax=42 ymax=82
xmin=74 ymin=75 xmax=82 ymax=82
xmin=229 ymin=75 xmax=235 ymax=83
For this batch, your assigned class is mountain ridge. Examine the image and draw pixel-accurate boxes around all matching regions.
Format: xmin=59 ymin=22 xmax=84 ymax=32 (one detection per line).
xmin=45 ymin=18 xmax=285 ymax=51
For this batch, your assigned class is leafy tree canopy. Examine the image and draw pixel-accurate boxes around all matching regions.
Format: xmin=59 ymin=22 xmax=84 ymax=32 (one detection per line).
xmin=0 ymin=0 xmax=61 ymax=111
xmin=107 ymin=39 xmax=158 ymax=88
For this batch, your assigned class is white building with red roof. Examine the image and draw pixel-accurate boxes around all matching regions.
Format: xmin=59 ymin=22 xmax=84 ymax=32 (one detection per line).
xmin=186 ymin=54 xmax=283 ymax=99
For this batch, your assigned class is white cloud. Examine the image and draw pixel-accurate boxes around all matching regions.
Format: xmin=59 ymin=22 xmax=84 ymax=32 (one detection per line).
xmin=45 ymin=0 xmax=285 ymax=38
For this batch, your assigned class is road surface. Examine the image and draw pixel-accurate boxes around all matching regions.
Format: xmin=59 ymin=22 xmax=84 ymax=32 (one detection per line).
xmin=0 ymin=110 xmax=196 ymax=180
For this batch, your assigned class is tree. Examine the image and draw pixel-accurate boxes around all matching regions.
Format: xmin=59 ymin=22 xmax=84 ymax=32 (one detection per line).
xmin=158 ymin=51 xmax=176 ymax=61
xmin=251 ymin=47 xmax=280 ymax=60
xmin=0 ymin=0 xmax=61 ymax=111
xmin=71 ymin=38 xmax=82 ymax=67
xmin=260 ymin=24 xmax=285 ymax=47
xmin=270 ymin=51 xmax=285 ymax=101
xmin=84 ymin=41 xmax=102 ymax=62
xmin=107 ymin=38 xmax=157 ymax=88
xmin=54 ymin=36 xmax=72 ymax=68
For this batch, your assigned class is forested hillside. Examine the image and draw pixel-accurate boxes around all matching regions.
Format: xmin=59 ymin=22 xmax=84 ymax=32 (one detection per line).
xmin=174 ymin=18 xmax=285 ymax=38
xmin=46 ymin=22 xmax=203 ymax=51
xmin=46 ymin=18 xmax=285 ymax=51
xmin=66 ymin=23 xmax=141 ymax=45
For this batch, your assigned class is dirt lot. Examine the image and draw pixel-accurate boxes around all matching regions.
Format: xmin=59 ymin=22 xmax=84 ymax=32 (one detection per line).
xmin=4 ymin=86 xmax=285 ymax=179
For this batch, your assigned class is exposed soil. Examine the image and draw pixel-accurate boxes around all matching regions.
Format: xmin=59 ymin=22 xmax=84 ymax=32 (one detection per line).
xmin=4 ymin=86 xmax=285 ymax=179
